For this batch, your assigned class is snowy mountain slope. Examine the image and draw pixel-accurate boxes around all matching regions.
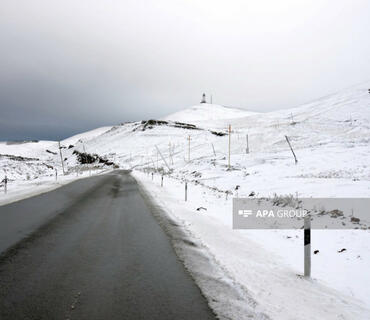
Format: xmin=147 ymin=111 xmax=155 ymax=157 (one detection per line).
xmin=0 ymin=83 xmax=369 ymax=206
xmin=0 ymin=127 xmax=113 ymax=181
xmin=61 ymin=126 xmax=113 ymax=146
xmin=4 ymin=83 xmax=367 ymax=190
xmin=163 ymin=103 xmax=256 ymax=123
xmin=0 ymin=140 xmax=56 ymax=159
xmin=2 ymin=83 xmax=369 ymax=183
xmin=0 ymin=141 xmax=58 ymax=181
xmin=71 ymin=84 xmax=370 ymax=189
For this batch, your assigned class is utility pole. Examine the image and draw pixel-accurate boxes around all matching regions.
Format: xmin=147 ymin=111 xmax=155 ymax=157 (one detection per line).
xmin=285 ymin=135 xmax=298 ymax=164
xmin=211 ymin=143 xmax=216 ymax=157
xmin=156 ymin=150 xmax=159 ymax=170
xmin=246 ymin=134 xmax=249 ymax=154
xmin=58 ymin=141 xmax=65 ymax=175
xmin=228 ymin=125 xmax=231 ymax=169
xmin=187 ymin=135 xmax=191 ymax=162
xmin=169 ymin=142 xmax=173 ymax=165
xmin=155 ymin=145 xmax=171 ymax=171
xmin=150 ymin=157 xmax=156 ymax=170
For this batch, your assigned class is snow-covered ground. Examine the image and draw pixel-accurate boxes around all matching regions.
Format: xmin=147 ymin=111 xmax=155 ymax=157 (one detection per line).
xmin=1 ymin=83 xmax=369 ymax=319
xmin=134 ymin=170 xmax=370 ymax=320
xmin=0 ymin=167 xmax=111 ymax=206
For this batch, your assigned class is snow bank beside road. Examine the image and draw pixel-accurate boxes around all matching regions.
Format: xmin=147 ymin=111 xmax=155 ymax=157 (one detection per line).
xmin=136 ymin=174 xmax=270 ymax=320
xmin=0 ymin=169 xmax=111 ymax=206
xmin=133 ymin=170 xmax=370 ymax=320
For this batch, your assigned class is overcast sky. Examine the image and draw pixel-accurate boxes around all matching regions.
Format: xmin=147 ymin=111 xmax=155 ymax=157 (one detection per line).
xmin=1 ymin=0 xmax=370 ymax=140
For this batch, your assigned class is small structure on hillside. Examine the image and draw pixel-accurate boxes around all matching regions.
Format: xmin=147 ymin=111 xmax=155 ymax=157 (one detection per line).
xmin=200 ymin=93 xmax=207 ymax=104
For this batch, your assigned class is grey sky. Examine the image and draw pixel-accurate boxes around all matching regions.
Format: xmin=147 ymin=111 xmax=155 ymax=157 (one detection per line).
xmin=1 ymin=0 xmax=370 ymax=140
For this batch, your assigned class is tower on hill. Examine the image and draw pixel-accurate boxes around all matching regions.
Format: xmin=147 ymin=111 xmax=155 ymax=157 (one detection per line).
xmin=200 ymin=93 xmax=207 ymax=104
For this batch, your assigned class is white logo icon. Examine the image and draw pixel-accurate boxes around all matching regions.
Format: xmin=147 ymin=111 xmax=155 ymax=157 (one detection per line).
xmin=238 ymin=209 xmax=253 ymax=217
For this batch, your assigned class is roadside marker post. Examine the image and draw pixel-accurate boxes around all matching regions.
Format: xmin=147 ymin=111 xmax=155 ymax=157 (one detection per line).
xmin=304 ymin=215 xmax=311 ymax=277
xmin=55 ymin=169 xmax=58 ymax=181
xmin=185 ymin=182 xmax=188 ymax=202
xmin=151 ymin=172 xmax=154 ymax=180
xmin=4 ymin=175 xmax=8 ymax=194
xmin=161 ymin=175 xmax=163 ymax=187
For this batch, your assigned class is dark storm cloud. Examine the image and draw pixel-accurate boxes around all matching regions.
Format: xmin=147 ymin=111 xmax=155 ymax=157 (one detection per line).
xmin=1 ymin=0 xmax=370 ymax=140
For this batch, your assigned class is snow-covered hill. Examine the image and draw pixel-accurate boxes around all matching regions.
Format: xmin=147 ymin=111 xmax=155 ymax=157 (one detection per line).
xmin=61 ymin=126 xmax=113 ymax=146
xmin=1 ymin=83 xmax=370 ymax=319
xmin=0 ymin=140 xmax=56 ymax=159
xmin=3 ymin=83 xmax=368 ymax=183
xmin=163 ymin=103 xmax=256 ymax=124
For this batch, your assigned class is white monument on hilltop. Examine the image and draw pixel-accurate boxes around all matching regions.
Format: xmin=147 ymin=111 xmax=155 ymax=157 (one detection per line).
xmin=200 ymin=93 xmax=207 ymax=104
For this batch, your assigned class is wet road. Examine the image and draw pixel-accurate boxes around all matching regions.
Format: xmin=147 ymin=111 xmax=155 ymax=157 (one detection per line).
xmin=0 ymin=171 xmax=215 ymax=320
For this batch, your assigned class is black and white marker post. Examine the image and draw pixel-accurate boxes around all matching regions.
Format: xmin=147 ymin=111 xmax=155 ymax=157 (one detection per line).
xmin=304 ymin=215 xmax=311 ymax=277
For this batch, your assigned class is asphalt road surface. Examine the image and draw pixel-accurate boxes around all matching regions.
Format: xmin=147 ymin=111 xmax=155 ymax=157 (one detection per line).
xmin=0 ymin=171 xmax=215 ymax=320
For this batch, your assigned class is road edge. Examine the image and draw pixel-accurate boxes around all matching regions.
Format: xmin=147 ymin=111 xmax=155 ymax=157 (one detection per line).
xmin=134 ymin=173 xmax=270 ymax=320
